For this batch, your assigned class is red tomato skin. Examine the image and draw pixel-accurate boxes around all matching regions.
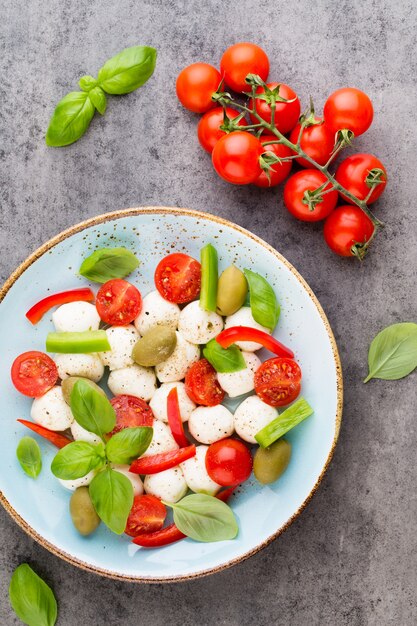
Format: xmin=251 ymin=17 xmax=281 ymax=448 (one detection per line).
xmin=96 ymin=279 xmax=142 ymax=326
xmin=289 ymin=119 xmax=336 ymax=168
xmin=185 ymin=359 xmax=225 ymax=406
xmin=11 ymin=351 xmax=58 ymax=398
xmin=154 ymin=253 xmax=201 ymax=304
xmin=254 ymin=136 xmax=293 ymax=187
xmin=254 ymin=357 xmax=302 ymax=407
xmin=176 ymin=63 xmax=221 ymax=113
xmin=283 ymin=170 xmax=338 ymax=222
xmin=335 ymin=153 xmax=387 ymax=205
xmin=212 ymin=131 xmax=263 ymax=185
xmin=324 ymin=87 xmax=373 ymax=136
xmin=125 ymin=495 xmax=167 ymax=537
xmin=251 ymin=83 xmax=300 ymax=134
xmin=220 ymin=42 xmax=269 ymax=92
xmin=324 ymin=205 xmax=375 ymax=257
xmin=110 ymin=395 xmax=154 ymax=435
xmin=197 ymin=107 xmax=247 ymax=154
xmin=206 ymin=439 xmax=253 ymax=487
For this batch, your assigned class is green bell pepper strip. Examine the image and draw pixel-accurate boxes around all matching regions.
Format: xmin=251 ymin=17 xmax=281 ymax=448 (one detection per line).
xmin=200 ymin=244 xmax=218 ymax=312
xmin=255 ymin=397 xmax=314 ymax=448
xmin=46 ymin=330 xmax=111 ymax=354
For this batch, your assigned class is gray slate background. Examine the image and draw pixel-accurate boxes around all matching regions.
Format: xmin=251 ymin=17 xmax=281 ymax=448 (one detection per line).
xmin=1 ymin=0 xmax=416 ymax=624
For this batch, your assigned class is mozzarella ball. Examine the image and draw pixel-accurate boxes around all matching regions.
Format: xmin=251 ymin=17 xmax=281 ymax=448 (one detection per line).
xmin=155 ymin=332 xmax=200 ymax=383
xmin=55 ymin=353 xmax=104 ymax=382
xmin=70 ymin=420 xmax=102 ymax=445
xmin=179 ymin=301 xmax=224 ymax=345
xmin=141 ymin=420 xmax=179 ymax=458
xmin=217 ymin=352 xmax=261 ymax=398
xmin=107 ymin=365 xmax=157 ymax=402
xmin=111 ymin=464 xmax=144 ymax=496
xmin=135 ymin=290 xmax=180 ymax=335
xmin=31 ymin=386 xmax=74 ymax=431
xmin=181 ymin=445 xmax=221 ymax=495
xmin=224 ymin=307 xmax=271 ymax=351
xmin=188 ymin=405 xmax=234 ymax=444
xmin=52 ymin=301 xmax=100 ymax=333
xmin=234 ymin=395 xmax=278 ymax=443
xmin=149 ymin=382 xmax=196 ymax=423
xmin=99 ymin=325 xmax=139 ymax=371
xmin=58 ymin=470 xmax=96 ymax=491
xmin=144 ymin=467 xmax=187 ymax=503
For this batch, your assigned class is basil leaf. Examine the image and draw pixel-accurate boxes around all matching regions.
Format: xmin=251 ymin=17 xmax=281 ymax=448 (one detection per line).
xmin=106 ymin=427 xmax=153 ymax=464
xmin=9 ymin=563 xmax=57 ymax=626
xmin=79 ymin=247 xmax=140 ymax=283
xmin=51 ymin=441 xmax=105 ymax=480
xmin=88 ymin=86 xmax=107 ymax=115
xmin=46 ymin=91 xmax=95 ymax=147
xmin=70 ymin=379 xmax=116 ymax=438
xmin=364 ymin=322 xmax=417 ymax=382
xmin=16 ymin=437 xmax=42 ymax=478
xmin=203 ymin=338 xmax=245 ymax=373
xmin=168 ymin=494 xmax=238 ymax=542
xmin=98 ymin=46 xmax=157 ymax=95
xmin=79 ymin=75 xmax=98 ymax=92
xmin=89 ymin=467 xmax=134 ymax=534
xmin=244 ymin=269 xmax=280 ymax=331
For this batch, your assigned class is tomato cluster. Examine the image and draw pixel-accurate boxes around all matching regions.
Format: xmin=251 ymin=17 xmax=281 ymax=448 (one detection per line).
xmin=176 ymin=43 xmax=387 ymax=259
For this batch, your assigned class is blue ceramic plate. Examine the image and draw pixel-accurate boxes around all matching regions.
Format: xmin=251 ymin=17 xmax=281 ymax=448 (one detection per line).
xmin=0 ymin=207 xmax=342 ymax=582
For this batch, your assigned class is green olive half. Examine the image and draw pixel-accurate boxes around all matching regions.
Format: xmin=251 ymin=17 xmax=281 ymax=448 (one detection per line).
xmin=253 ymin=439 xmax=292 ymax=485
xmin=69 ymin=487 xmax=100 ymax=536
xmin=216 ymin=265 xmax=248 ymax=316
xmin=61 ymin=376 xmax=106 ymax=405
xmin=132 ymin=325 xmax=177 ymax=367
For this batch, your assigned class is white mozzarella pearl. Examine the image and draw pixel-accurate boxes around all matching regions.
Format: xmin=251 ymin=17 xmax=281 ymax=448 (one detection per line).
xmin=58 ymin=470 xmax=96 ymax=491
xmin=178 ymin=301 xmax=224 ymax=345
xmin=111 ymin=465 xmax=144 ymax=496
xmin=55 ymin=353 xmax=104 ymax=382
xmin=141 ymin=420 xmax=179 ymax=457
xmin=31 ymin=386 xmax=74 ymax=431
xmin=155 ymin=332 xmax=200 ymax=383
xmin=224 ymin=307 xmax=271 ymax=351
xmin=217 ymin=352 xmax=261 ymax=398
xmin=144 ymin=467 xmax=187 ymax=503
xmin=233 ymin=395 xmax=278 ymax=443
xmin=52 ymin=301 xmax=100 ymax=333
xmin=181 ymin=445 xmax=221 ymax=495
xmin=107 ymin=365 xmax=157 ymax=402
xmin=188 ymin=405 xmax=234 ymax=444
xmin=70 ymin=420 xmax=102 ymax=445
xmin=149 ymin=382 xmax=196 ymax=423
xmin=99 ymin=325 xmax=139 ymax=371
xmin=134 ymin=290 xmax=180 ymax=335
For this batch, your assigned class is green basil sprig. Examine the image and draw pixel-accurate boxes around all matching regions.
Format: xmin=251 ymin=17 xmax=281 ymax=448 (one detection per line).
xmin=106 ymin=427 xmax=153 ymax=464
xmin=244 ymin=269 xmax=280 ymax=331
xmin=89 ymin=467 xmax=134 ymax=535
xmin=203 ymin=338 xmax=245 ymax=373
xmin=164 ymin=494 xmax=238 ymax=542
xmin=9 ymin=564 xmax=58 ymax=626
xmin=70 ymin=379 xmax=116 ymax=439
xmin=16 ymin=437 xmax=42 ymax=479
xmin=51 ymin=441 xmax=106 ymax=480
xmin=364 ymin=322 xmax=417 ymax=382
xmin=79 ymin=247 xmax=140 ymax=283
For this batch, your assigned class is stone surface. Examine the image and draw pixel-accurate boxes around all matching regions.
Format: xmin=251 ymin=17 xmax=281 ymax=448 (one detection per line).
xmin=1 ymin=0 xmax=416 ymax=624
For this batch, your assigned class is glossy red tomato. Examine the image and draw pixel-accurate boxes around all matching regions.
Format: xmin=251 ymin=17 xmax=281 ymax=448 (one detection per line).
xmin=251 ymin=83 xmax=300 ymax=134
xmin=283 ymin=170 xmax=338 ymax=222
xmin=323 ymin=87 xmax=373 ymax=136
xmin=205 ymin=439 xmax=253 ymax=486
xmin=335 ymin=153 xmax=387 ymax=205
xmin=125 ymin=495 xmax=167 ymax=537
xmin=254 ymin=136 xmax=293 ymax=187
xmin=220 ymin=42 xmax=269 ymax=92
xmin=212 ymin=131 xmax=263 ymax=184
xmin=11 ymin=351 xmax=58 ymax=397
xmin=289 ymin=118 xmax=336 ymax=168
xmin=197 ymin=107 xmax=247 ymax=153
xmin=185 ymin=359 xmax=225 ymax=406
xmin=254 ymin=357 xmax=301 ymax=407
xmin=110 ymin=395 xmax=154 ymax=435
xmin=155 ymin=253 xmax=201 ymax=303
xmin=176 ymin=63 xmax=221 ymax=113
xmin=96 ymin=279 xmax=142 ymax=325
xmin=324 ymin=205 xmax=374 ymax=257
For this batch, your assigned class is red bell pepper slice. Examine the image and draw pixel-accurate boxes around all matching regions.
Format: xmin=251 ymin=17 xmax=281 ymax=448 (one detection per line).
xmin=216 ymin=326 xmax=294 ymax=359
xmin=167 ymin=387 xmax=190 ymax=448
xmin=132 ymin=523 xmax=186 ymax=547
xmin=129 ymin=445 xmax=196 ymax=475
xmin=26 ymin=288 xmax=95 ymax=324
xmin=17 ymin=419 xmax=72 ymax=448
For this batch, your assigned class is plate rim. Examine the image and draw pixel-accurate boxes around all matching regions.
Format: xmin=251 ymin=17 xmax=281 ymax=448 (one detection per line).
xmin=0 ymin=206 xmax=343 ymax=583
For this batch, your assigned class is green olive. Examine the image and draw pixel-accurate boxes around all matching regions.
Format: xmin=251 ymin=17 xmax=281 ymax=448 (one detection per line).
xmin=69 ymin=487 xmax=100 ymax=536
xmin=253 ymin=439 xmax=292 ymax=485
xmin=132 ymin=325 xmax=177 ymax=366
xmin=216 ymin=265 xmax=248 ymax=316
xmin=61 ymin=377 xmax=106 ymax=405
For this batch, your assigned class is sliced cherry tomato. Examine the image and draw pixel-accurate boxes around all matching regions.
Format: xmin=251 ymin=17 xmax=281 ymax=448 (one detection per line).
xmin=283 ymin=170 xmax=338 ymax=222
xmin=176 ymin=63 xmax=221 ymax=113
xmin=324 ymin=205 xmax=374 ymax=257
xmin=129 ymin=445 xmax=196 ymax=475
xmin=212 ymin=131 xmax=263 ymax=185
xmin=11 ymin=351 xmax=58 ymax=397
xmin=26 ymin=288 xmax=95 ymax=325
xmin=254 ymin=357 xmax=302 ymax=407
xmin=185 ymin=359 xmax=225 ymax=406
xmin=205 ymin=439 xmax=253 ymax=487
xmin=324 ymin=87 xmax=373 ymax=136
xmin=125 ymin=495 xmax=167 ymax=537
xmin=289 ymin=119 xmax=336 ymax=168
xmin=17 ymin=419 xmax=72 ymax=448
xmin=154 ymin=253 xmax=201 ymax=304
xmin=250 ymin=83 xmax=300 ymax=134
xmin=95 ymin=279 xmax=142 ymax=326
xmin=197 ymin=107 xmax=247 ymax=154
xmin=132 ymin=523 xmax=186 ymax=547
xmin=216 ymin=327 xmax=294 ymax=358
xmin=167 ymin=387 xmax=190 ymax=448
xmin=335 ymin=153 xmax=387 ymax=205
xmin=220 ymin=43 xmax=269 ymax=93
xmin=255 ymin=137 xmax=292 ymax=188
xmin=110 ymin=395 xmax=154 ymax=436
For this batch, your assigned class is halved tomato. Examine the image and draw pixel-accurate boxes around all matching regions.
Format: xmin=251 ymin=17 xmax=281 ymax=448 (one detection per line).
xmin=154 ymin=253 xmax=201 ymax=304
xmin=125 ymin=495 xmax=167 ymax=537
xmin=254 ymin=357 xmax=301 ymax=407
xmin=185 ymin=359 xmax=225 ymax=406
xmin=96 ymin=279 xmax=142 ymax=325
xmin=110 ymin=394 xmax=154 ymax=435
xmin=11 ymin=351 xmax=58 ymax=397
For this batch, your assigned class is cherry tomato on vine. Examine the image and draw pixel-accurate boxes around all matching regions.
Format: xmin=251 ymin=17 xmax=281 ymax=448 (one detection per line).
xmin=96 ymin=279 xmax=142 ymax=325
xmin=176 ymin=63 xmax=221 ymax=113
xmin=254 ymin=357 xmax=302 ymax=407
xmin=205 ymin=439 xmax=253 ymax=486
xmin=250 ymin=83 xmax=300 ymax=135
xmin=154 ymin=253 xmax=201 ymax=303
xmin=185 ymin=359 xmax=225 ymax=406
xmin=220 ymin=43 xmax=269 ymax=92
xmin=212 ymin=131 xmax=263 ymax=184
xmin=124 ymin=495 xmax=167 ymax=537
xmin=323 ymin=87 xmax=373 ymax=136
xmin=254 ymin=136 xmax=293 ymax=187
xmin=324 ymin=205 xmax=374 ymax=257
xmin=335 ymin=153 xmax=387 ymax=205
xmin=289 ymin=118 xmax=336 ymax=168
xmin=11 ymin=351 xmax=58 ymax=397
xmin=197 ymin=107 xmax=247 ymax=154
xmin=283 ymin=170 xmax=338 ymax=222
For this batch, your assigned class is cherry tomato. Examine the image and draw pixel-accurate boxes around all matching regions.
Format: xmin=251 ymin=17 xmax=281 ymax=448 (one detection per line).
xmin=220 ymin=42 xmax=269 ymax=93
xmin=289 ymin=118 xmax=336 ymax=168
xmin=154 ymin=253 xmax=201 ymax=304
xmin=185 ymin=359 xmax=225 ymax=406
xmin=96 ymin=279 xmax=142 ymax=326
xmin=254 ymin=357 xmax=301 ymax=407
xmin=197 ymin=107 xmax=247 ymax=154
xmin=205 ymin=439 xmax=253 ymax=486
xmin=250 ymin=83 xmax=300 ymax=134
xmin=110 ymin=395 xmax=154 ymax=435
xmin=335 ymin=153 xmax=387 ymax=205
xmin=212 ymin=131 xmax=263 ymax=185
xmin=11 ymin=351 xmax=58 ymax=398
xmin=125 ymin=495 xmax=167 ymax=537
xmin=324 ymin=87 xmax=373 ymax=136
xmin=323 ymin=205 xmax=374 ymax=257
xmin=176 ymin=63 xmax=221 ymax=114
xmin=254 ymin=136 xmax=293 ymax=187
xmin=283 ymin=170 xmax=338 ymax=222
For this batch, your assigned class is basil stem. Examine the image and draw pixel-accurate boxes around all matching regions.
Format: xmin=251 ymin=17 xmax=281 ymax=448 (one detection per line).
xmin=46 ymin=330 xmax=111 ymax=354
xmin=255 ymin=397 xmax=314 ymax=448
xmin=200 ymin=244 xmax=218 ymax=312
